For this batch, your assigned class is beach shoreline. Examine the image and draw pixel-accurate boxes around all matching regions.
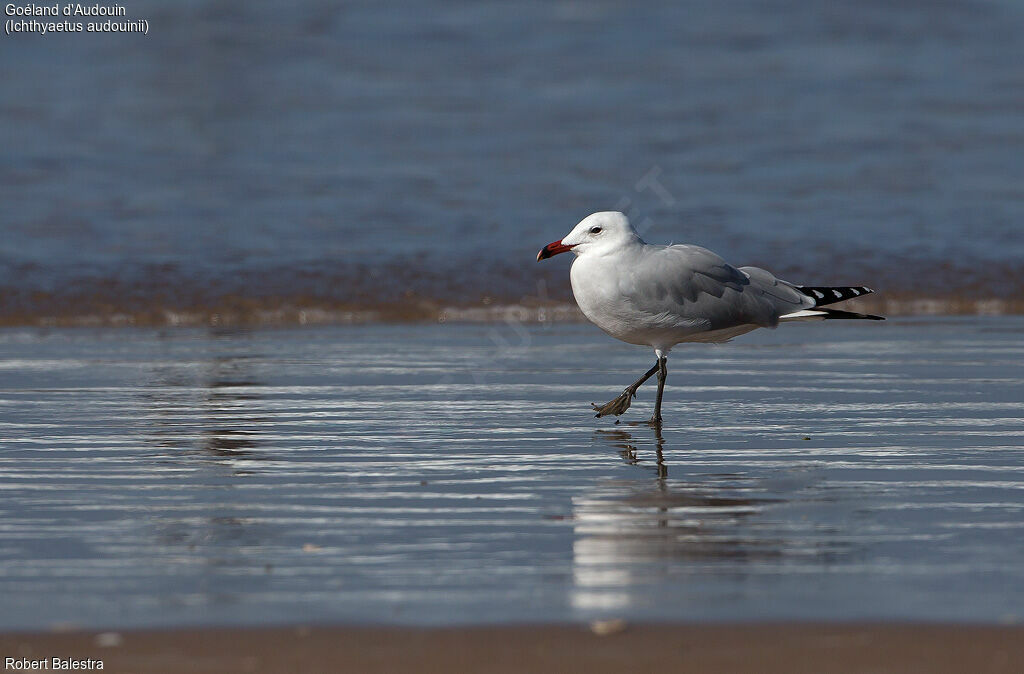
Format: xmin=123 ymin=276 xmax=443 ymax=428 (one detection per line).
xmin=1 ymin=294 xmax=1021 ymax=329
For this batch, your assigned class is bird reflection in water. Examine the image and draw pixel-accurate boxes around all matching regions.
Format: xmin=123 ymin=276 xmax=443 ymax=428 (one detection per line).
xmin=201 ymin=352 xmax=266 ymax=458
xmin=139 ymin=330 xmax=272 ymax=602
xmin=142 ymin=328 xmax=268 ymax=463
xmin=572 ymin=425 xmax=783 ymax=612
xmin=596 ymin=424 xmax=669 ymax=479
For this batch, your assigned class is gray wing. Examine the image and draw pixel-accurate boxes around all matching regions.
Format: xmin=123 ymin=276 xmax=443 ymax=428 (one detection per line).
xmin=621 ymin=244 xmax=813 ymax=331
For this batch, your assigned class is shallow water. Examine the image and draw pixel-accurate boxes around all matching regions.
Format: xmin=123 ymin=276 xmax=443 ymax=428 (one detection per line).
xmin=3 ymin=0 xmax=1024 ymax=322
xmin=0 ymin=317 xmax=1022 ymax=629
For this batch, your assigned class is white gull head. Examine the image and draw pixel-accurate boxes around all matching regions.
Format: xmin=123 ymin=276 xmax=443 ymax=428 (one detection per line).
xmin=536 ymin=212 xmax=643 ymax=261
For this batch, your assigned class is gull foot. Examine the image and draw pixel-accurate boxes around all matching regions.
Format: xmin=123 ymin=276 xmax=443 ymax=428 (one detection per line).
xmin=592 ymin=389 xmax=635 ymax=418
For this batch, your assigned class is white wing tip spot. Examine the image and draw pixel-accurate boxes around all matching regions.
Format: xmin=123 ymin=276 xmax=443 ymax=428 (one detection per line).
xmin=812 ymin=290 xmax=824 ymax=298
xmin=832 ymin=289 xmax=843 ymax=298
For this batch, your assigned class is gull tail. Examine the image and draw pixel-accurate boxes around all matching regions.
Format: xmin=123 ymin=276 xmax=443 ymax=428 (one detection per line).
xmin=781 ymin=307 xmax=885 ymax=321
xmin=797 ymin=285 xmax=873 ymax=307
xmin=784 ymin=284 xmax=885 ymax=320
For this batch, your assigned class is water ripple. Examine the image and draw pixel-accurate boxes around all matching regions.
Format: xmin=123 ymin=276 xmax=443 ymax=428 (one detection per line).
xmin=0 ymin=318 xmax=1022 ymax=628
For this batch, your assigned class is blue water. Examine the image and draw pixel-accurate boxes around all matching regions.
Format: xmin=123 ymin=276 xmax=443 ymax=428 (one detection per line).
xmin=2 ymin=0 xmax=1024 ymax=322
xmin=0 ymin=317 xmax=1022 ymax=629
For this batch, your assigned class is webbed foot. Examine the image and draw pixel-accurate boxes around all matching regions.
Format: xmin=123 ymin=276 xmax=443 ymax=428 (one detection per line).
xmin=592 ymin=388 xmax=636 ymax=417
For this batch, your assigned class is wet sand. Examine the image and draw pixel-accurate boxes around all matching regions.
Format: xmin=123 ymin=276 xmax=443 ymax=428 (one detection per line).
xmin=2 ymin=320 xmax=1023 ymax=671
xmin=2 ymin=318 xmax=1023 ymax=629
xmin=2 ymin=624 xmax=1022 ymax=673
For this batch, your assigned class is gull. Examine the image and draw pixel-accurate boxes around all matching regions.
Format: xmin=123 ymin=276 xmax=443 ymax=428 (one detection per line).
xmin=537 ymin=211 xmax=883 ymax=424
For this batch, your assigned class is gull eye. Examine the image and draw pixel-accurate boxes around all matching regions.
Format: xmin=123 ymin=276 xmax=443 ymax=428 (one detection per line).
xmin=589 ymin=226 xmax=602 ymax=234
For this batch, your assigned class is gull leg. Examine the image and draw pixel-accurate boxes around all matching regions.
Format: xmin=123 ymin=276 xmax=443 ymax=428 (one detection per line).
xmin=592 ymin=361 xmax=660 ymax=418
xmin=649 ymin=356 xmax=668 ymax=425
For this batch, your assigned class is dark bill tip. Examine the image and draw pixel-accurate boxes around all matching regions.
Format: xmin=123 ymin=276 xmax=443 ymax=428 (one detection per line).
xmin=537 ymin=240 xmax=571 ymax=261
